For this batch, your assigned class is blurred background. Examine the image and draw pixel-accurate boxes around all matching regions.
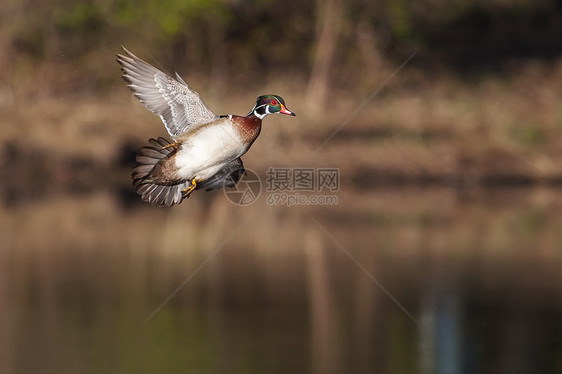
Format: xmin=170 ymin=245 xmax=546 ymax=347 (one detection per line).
xmin=1 ymin=0 xmax=562 ymax=373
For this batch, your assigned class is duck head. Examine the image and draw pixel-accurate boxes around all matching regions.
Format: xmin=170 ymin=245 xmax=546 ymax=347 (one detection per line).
xmin=249 ymin=95 xmax=295 ymax=119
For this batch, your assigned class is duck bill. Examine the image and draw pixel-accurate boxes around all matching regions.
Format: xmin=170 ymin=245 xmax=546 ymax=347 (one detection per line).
xmin=280 ymin=105 xmax=296 ymax=116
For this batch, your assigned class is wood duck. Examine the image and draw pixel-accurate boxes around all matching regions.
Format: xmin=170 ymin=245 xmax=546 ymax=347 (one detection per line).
xmin=116 ymin=47 xmax=295 ymax=206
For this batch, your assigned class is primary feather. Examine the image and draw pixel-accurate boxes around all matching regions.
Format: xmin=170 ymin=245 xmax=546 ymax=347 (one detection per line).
xmin=116 ymin=47 xmax=218 ymax=137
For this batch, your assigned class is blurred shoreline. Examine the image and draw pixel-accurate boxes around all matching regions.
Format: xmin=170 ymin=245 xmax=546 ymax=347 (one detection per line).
xmin=1 ymin=57 xmax=562 ymax=206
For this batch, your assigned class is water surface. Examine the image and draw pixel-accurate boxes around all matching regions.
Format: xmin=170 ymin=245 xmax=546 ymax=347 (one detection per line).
xmin=1 ymin=187 xmax=561 ymax=373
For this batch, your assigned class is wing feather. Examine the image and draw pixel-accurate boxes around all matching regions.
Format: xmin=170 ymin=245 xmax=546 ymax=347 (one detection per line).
xmin=116 ymin=47 xmax=218 ymax=137
xmin=196 ymin=158 xmax=246 ymax=191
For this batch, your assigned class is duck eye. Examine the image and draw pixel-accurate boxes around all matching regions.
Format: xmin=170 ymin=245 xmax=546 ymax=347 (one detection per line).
xmin=271 ymin=100 xmax=278 ymax=105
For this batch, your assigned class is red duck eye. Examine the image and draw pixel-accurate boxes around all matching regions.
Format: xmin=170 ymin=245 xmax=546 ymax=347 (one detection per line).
xmin=271 ymin=100 xmax=278 ymax=105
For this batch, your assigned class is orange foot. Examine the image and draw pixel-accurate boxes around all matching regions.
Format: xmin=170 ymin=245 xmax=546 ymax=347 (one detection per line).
xmin=162 ymin=142 xmax=179 ymax=150
xmin=181 ymin=179 xmax=198 ymax=199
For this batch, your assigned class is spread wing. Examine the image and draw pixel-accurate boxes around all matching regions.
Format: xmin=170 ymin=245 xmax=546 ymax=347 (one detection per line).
xmin=116 ymin=47 xmax=218 ymax=137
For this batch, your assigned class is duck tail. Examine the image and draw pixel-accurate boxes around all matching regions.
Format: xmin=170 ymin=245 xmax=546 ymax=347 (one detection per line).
xmin=132 ymin=137 xmax=189 ymax=206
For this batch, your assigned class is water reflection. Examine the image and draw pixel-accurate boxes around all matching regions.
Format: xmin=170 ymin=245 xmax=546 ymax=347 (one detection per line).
xmin=420 ymin=277 xmax=464 ymax=374
xmin=0 ymin=188 xmax=561 ymax=373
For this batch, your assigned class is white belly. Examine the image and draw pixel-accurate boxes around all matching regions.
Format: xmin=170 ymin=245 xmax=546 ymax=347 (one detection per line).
xmin=174 ymin=122 xmax=246 ymax=180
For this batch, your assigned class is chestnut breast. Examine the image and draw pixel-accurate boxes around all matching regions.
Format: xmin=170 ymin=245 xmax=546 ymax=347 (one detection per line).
xmin=230 ymin=115 xmax=262 ymax=150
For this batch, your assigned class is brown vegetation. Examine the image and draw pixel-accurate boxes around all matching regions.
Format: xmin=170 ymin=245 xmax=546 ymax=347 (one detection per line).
xmin=0 ymin=0 xmax=562 ymax=203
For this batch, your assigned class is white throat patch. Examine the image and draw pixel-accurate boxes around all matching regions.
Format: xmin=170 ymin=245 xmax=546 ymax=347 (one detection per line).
xmin=253 ymin=104 xmax=269 ymax=120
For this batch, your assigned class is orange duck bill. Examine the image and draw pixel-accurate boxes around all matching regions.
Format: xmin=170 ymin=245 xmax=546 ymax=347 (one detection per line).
xmin=280 ymin=105 xmax=296 ymax=116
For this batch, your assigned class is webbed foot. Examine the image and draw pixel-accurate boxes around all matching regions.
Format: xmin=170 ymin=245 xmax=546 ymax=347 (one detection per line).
xmin=181 ymin=179 xmax=199 ymax=199
xmin=162 ymin=142 xmax=179 ymax=150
